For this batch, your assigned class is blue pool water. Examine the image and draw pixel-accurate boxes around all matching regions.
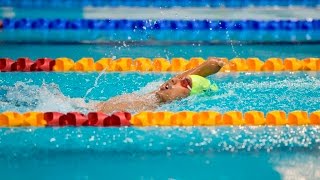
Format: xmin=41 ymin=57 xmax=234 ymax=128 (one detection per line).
xmin=0 ymin=69 xmax=320 ymax=179
xmin=1 ymin=72 xmax=320 ymax=113
xmin=1 ymin=5 xmax=320 ymax=180
xmin=1 ymin=43 xmax=320 ymax=60
xmin=0 ymin=126 xmax=319 ymax=179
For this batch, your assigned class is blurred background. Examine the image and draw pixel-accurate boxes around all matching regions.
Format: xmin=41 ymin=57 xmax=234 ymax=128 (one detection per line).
xmin=1 ymin=0 xmax=320 ymax=60
xmin=0 ymin=1 xmax=320 ymax=180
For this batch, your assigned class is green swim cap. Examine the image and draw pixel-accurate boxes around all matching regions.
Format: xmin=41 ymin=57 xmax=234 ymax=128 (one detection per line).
xmin=189 ymin=75 xmax=218 ymax=95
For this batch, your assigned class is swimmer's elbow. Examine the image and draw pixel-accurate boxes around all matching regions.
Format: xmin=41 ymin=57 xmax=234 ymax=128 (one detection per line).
xmin=207 ymin=57 xmax=224 ymax=67
xmin=205 ymin=58 xmax=224 ymax=74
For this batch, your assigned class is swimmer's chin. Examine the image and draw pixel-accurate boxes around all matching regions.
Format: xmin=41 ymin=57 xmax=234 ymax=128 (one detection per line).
xmin=155 ymin=91 xmax=166 ymax=103
xmin=155 ymin=91 xmax=175 ymax=104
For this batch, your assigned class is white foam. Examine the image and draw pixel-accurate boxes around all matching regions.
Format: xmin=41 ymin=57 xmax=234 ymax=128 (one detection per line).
xmin=1 ymin=81 xmax=94 ymax=113
xmin=271 ymin=153 xmax=320 ymax=180
xmin=223 ymin=75 xmax=320 ymax=91
xmin=134 ymin=79 xmax=166 ymax=94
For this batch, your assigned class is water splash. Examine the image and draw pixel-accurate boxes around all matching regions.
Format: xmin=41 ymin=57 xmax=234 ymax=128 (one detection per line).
xmin=0 ymin=81 xmax=94 ymax=113
xmin=83 ymin=65 xmax=111 ymax=102
xmin=271 ymin=153 xmax=320 ymax=179
xmin=135 ymin=80 xmax=164 ymax=94
xmin=225 ymin=29 xmax=239 ymax=57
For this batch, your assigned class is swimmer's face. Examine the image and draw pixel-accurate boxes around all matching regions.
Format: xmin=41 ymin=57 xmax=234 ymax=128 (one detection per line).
xmin=156 ymin=76 xmax=192 ymax=102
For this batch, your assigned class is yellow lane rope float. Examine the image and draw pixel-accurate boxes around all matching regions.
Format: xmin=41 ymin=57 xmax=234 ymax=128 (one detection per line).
xmin=0 ymin=57 xmax=319 ymax=72
xmin=0 ymin=110 xmax=319 ymax=127
xmin=131 ymin=110 xmax=320 ymax=126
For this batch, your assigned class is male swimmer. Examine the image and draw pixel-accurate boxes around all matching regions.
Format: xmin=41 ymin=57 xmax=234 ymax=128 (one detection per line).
xmin=95 ymin=57 xmax=225 ymax=114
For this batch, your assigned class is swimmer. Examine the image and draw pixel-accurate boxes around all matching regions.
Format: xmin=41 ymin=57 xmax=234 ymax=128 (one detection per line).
xmin=94 ymin=57 xmax=225 ymax=114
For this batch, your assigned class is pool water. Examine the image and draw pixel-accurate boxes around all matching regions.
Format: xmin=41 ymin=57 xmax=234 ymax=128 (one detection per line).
xmin=0 ymin=126 xmax=319 ymax=179
xmin=1 ymin=5 xmax=320 ymax=180
xmin=0 ymin=64 xmax=320 ymax=180
xmin=1 ymin=43 xmax=320 ymax=60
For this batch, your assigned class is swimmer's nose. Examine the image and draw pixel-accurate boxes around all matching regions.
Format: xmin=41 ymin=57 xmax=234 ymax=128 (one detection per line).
xmin=171 ymin=78 xmax=178 ymax=84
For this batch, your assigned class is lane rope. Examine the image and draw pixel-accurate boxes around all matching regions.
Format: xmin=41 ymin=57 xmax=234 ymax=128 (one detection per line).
xmin=1 ymin=18 xmax=320 ymax=31
xmin=0 ymin=110 xmax=319 ymax=127
xmin=0 ymin=57 xmax=319 ymax=72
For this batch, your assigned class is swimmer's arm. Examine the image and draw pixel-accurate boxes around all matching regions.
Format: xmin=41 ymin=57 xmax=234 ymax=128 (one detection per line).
xmin=176 ymin=57 xmax=224 ymax=78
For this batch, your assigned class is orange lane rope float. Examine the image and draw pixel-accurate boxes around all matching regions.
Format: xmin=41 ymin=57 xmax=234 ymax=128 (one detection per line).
xmin=131 ymin=110 xmax=320 ymax=126
xmin=0 ymin=110 xmax=319 ymax=127
xmin=0 ymin=57 xmax=319 ymax=72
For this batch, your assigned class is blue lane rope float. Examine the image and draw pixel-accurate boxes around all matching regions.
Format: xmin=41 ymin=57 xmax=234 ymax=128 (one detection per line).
xmin=1 ymin=18 xmax=320 ymax=31
xmin=0 ymin=0 xmax=319 ymax=8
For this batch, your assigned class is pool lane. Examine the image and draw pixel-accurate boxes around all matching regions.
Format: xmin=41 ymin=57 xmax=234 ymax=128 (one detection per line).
xmin=0 ymin=43 xmax=319 ymax=60
xmin=1 ymin=72 xmax=319 ymax=113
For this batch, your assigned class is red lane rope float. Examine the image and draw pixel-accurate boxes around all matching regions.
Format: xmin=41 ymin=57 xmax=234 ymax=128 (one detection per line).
xmin=11 ymin=57 xmax=34 ymax=71
xmin=0 ymin=111 xmax=131 ymax=127
xmin=31 ymin=58 xmax=56 ymax=71
xmin=1 ymin=57 xmax=319 ymax=72
xmin=0 ymin=57 xmax=55 ymax=72
xmin=44 ymin=111 xmax=131 ymax=127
